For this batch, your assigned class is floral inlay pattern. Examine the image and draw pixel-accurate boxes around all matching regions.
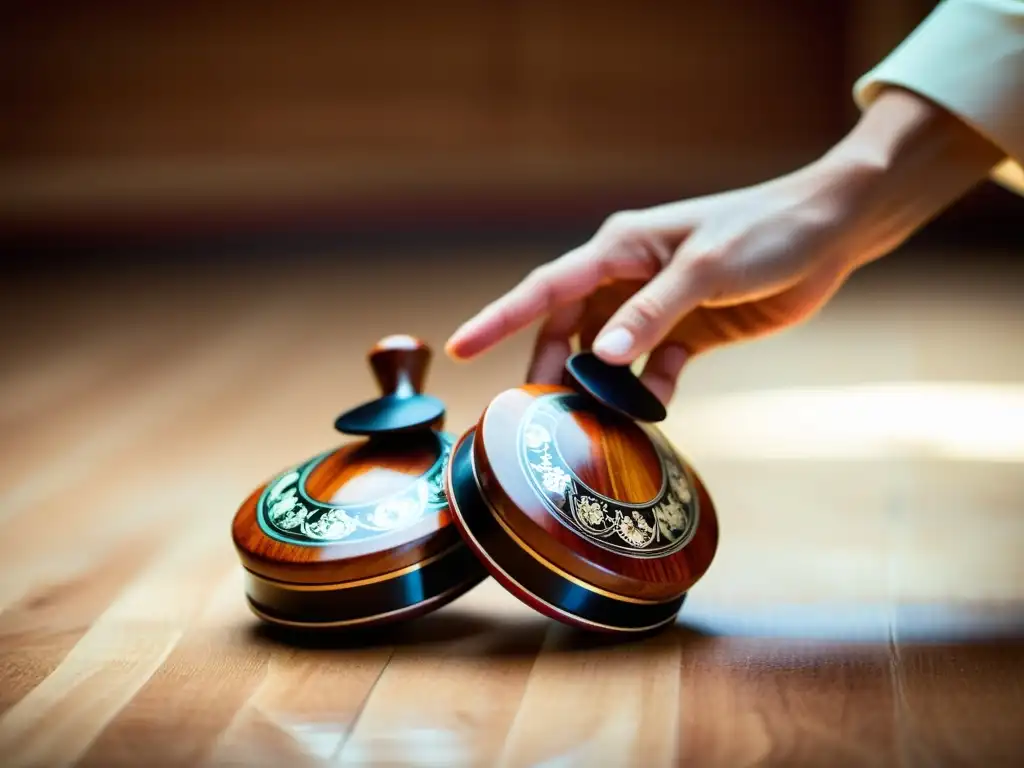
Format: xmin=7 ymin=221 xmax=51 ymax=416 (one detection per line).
xmin=517 ymin=394 xmax=699 ymax=558
xmin=576 ymin=496 xmax=610 ymax=529
xmin=256 ymin=432 xmax=452 ymax=546
xmin=618 ymin=512 xmax=655 ymax=548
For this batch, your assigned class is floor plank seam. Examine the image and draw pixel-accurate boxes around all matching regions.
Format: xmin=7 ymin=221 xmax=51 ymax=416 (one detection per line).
xmin=886 ymin=466 xmax=915 ymax=768
xmin=491 ymin=623 xmax=555 ymax=768
xmin=329 ymin=647 xmax=397 ymax=762
xmin=887 ymin=620 xmax=914 ymax=768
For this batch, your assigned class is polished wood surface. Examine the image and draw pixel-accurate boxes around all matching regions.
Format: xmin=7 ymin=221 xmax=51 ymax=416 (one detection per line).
xmin=232 ymin=435 xmax=459 ymax=584
xmin=308 ymin=439 xmax=437 ymax=505
xmin=233 ymin=333 xmax=459 ymax=586
xmin=448 ymin=426 xmax=692 ymax=634
xmin=228 ymin=328 xmax=483 ymax=628
xmin=558 ymin=405 xmax=662 ymax=504
xmin=470 ymin=385 xmax=719 ymax=603
xmin=1 ymin=248 xmax=1023 ymax=765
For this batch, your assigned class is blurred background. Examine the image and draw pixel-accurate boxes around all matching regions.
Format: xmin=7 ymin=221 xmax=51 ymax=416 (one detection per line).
xmin=1 ymin=0 xmax=1019 ymax=260
xmin=1 ymin=3 xmax=1023 ymax=763
xmin=1 ymin=0 xmax=1021 ymax=621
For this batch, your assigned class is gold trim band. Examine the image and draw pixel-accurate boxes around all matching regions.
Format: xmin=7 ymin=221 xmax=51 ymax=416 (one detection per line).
xmin=243 ymin=542 xmax=463 ymax=592
xmin=448 ymin=440 xmax=679 ymax=634
xmin=246 ymin=581 xmax=472 ymax=629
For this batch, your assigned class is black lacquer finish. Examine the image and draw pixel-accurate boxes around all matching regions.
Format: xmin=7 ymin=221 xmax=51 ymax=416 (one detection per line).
xmin=564 ymin=352 xmax=667 ymax=424
xmin=245 ymin=543 xmax=485 ymax=629
xmin=334 ymin=393 xmax=446 ymax=436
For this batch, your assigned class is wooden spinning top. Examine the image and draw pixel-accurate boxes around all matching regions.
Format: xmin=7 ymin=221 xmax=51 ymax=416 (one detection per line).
xmin=232 ymin=335 xmax=487 ymax=630
xmin=445 ymin=352 xmax=719 ymax=635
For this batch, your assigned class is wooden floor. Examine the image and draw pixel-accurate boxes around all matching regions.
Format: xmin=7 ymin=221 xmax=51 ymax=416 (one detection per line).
xmin=1 ymin=245 xmax=1023 ymax=766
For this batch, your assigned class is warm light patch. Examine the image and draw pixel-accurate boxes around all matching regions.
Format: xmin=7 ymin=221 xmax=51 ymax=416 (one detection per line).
xmin=665 ymin=382 xmax=1024 ymax=462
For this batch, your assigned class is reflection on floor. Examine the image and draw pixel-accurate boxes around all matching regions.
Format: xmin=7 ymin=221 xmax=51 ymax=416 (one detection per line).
xmin=0 ymin=245 xmax=1021 ymax=766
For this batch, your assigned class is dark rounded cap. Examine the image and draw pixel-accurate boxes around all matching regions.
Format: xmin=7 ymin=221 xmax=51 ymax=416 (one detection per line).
xmin=335 ymin=335 xmax=446 ymax=436
xmin=334 ymin=394 xmax=446 ymax=436
xmin=564 ymin=351 xmax=667 ymax=423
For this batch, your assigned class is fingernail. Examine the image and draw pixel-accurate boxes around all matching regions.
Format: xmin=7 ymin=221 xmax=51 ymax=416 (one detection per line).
xmin=593 ymin=328 xmax=635 ymax=359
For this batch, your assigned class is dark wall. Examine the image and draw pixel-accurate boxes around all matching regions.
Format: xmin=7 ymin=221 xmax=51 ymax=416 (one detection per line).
xmin=1 ymin=0 xmax=1015 ymax=251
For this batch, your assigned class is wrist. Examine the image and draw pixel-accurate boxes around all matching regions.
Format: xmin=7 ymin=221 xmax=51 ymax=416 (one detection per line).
xmin=812 ymin=86 xmax=1004 ymax=264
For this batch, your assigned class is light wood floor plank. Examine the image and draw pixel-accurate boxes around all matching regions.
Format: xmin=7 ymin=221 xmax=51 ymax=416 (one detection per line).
xmin=0 ymin=251 xmax=1021 ymax=766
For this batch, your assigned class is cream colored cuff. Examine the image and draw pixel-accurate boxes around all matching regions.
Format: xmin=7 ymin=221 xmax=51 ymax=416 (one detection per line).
xmin=854 ymin=0 xmax=1024 ymax=195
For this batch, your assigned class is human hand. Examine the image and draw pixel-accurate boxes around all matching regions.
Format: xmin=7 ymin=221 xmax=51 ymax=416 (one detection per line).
xmin=445 ymin=166 xmax=862 ymax=404
xmin=445 ymin=88 xmax=1002 ymax=404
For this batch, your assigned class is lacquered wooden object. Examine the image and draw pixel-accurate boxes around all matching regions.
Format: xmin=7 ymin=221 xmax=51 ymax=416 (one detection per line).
xmin=232 ymin=335 xmax=487 ymax=630
xmin=446 ymin=352 xmax=719 ymax=635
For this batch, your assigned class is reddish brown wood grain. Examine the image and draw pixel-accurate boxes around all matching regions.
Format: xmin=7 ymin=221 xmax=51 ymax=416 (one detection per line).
xmin=368 ymin=335 xmax=432 ymax=396
xmin=557 ymin=406 xmax=663 ymax=504
xmin=305 ymin=437 xmax=437 ymax=505
xmin=473 ymin=385 xmax=719 ymax=603
xmin=231 ymin=437 xmax=459 ymax=585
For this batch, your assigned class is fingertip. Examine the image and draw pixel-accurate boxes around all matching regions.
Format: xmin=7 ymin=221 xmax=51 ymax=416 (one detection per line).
xmin=445 ymin=318 xmax=491 ymax=361
xmin=591 ymin=261 xmax=705 ymax=369
xmin=591 ymin=327 xmax=637 ymax=366
xmin=443 ymin=330 xmax=471 ymax=360
xmin=443 ymin=338 xmax=468 ymax=361
xmin=446 ymin=339 xmax=490 ymax=362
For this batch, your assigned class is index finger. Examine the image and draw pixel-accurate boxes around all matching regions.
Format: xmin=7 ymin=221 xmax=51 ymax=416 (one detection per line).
xmin=445 ymin=246 xmax=599 ymax=360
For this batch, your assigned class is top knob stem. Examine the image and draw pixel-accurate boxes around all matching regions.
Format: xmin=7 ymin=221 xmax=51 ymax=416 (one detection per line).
xmin=369 ymin=335 xmax=430 ymax=397
xmin=333 ymin=335 xmax=446 ymax=436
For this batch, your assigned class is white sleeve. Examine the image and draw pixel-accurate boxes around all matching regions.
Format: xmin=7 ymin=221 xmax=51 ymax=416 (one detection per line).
xmin=854 ymin=0 xmax=1024 ymax=195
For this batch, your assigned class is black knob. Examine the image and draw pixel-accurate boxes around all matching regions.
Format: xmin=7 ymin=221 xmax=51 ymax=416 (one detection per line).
xmin=563 ymin=352 xmax=667 ymax=423
xmin=334 ymin=335 xmax=446 ymax=436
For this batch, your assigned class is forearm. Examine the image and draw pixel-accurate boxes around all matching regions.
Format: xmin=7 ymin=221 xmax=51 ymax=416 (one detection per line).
xmin=819 ymin=86 xmax=1006 ymax=264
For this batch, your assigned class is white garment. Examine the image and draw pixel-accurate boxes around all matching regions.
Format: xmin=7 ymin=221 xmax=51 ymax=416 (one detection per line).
xmin=854 ymin=0 xmax=1024 ymax=195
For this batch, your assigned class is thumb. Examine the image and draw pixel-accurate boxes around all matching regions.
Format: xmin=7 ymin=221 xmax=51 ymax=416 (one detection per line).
xmin=591 ymin=253 xmax=715 ymax=366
